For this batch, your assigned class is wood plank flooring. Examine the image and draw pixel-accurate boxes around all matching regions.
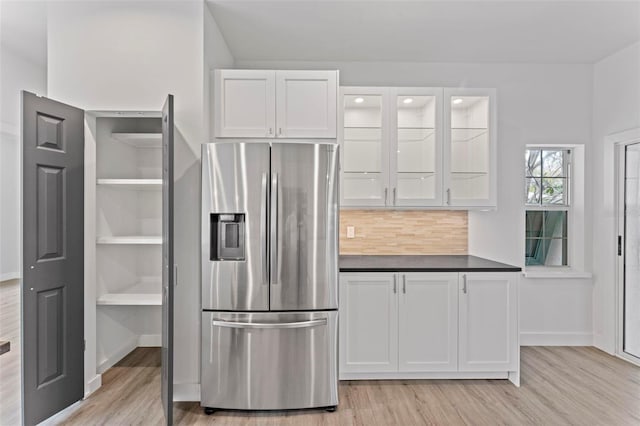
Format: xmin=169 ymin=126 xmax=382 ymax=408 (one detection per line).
xmin=52 ymin=345 xmax=640 ymax=425
xmin=0 ymin=279 xmax=21 ymax=426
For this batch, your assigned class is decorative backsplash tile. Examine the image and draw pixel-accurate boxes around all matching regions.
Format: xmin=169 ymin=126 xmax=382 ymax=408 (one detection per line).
xmin=339 ymin=210 xmax=468 ymax=255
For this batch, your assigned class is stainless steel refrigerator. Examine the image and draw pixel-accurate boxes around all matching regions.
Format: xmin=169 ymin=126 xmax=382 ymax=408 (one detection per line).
xmin=200 ymin=142 xmax=339 ymax=412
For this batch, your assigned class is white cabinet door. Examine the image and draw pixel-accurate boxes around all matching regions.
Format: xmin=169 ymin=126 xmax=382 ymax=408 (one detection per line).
xmin=214 ymin=70 xmax=276 ymax=138
xmin=443 ymin=88 xmax=497 ymax=208
xmin=339 ymin=87 xmax=391 ymax=207
xmin=339 ymin=273 xmax=398 ymax=373
xmin=390 ymin=88 xmax=444 ymax=207
xmin=458 ymin=273 xmax=518 ymax=372
xmin=276 ymin=71 xmax=337 ymax=138
xmin=399 ymin=273 xmax=458 ymax=372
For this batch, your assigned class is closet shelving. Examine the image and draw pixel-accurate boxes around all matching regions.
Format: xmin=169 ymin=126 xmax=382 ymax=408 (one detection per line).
xmin=96 ymin=121 xmax=163 ymax=300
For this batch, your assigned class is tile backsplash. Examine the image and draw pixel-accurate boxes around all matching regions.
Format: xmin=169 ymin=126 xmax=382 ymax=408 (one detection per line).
xmin=340 ymin=210 xmax=468 ymax=255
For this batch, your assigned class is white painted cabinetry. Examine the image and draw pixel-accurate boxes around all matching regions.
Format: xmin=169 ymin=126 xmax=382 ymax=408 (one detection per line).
xmin=339 ymin=273 xmax=398 ymax=373
xmin=214 ymin=70 xmax=276 ymax=138
xmin=458 ymin=273 xmax=518 ymax=372
xmin=215 ymin=69 xmax=338 ymax=138
xmin=399 ymin=273 xmax=458 ymax=372
xmin=339 ymin=271 xmax=519 ymax=385
xmin=339 ymin=86 xmax=496 ymax=209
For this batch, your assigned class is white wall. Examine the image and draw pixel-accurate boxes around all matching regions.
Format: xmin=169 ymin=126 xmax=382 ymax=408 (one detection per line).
xmin=0 ymin=45 xmax=47 ymax=281
xmin=592 ymin=42 xmax=640 ymax=353
xmin=236 ymin=59 xmax=595 ymax=344
xmin=47 ymin=0 xmax=206 ymax=397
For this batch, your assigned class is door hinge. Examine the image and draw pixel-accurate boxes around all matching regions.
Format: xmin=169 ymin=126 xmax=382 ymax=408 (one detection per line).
xmin=618 ymin=235 xmax=623 ymax=256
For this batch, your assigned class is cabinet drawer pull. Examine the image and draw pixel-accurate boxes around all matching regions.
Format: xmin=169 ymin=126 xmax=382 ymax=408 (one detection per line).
xmin=393 ymin=275 xmax=397 ymax=293
xmin=402 ymin=275 xmax=406 ymax=294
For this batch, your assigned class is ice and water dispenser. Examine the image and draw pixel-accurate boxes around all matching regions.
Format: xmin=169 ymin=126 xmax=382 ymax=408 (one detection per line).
xmin=210 ymin=213 xmax=245 ymax=261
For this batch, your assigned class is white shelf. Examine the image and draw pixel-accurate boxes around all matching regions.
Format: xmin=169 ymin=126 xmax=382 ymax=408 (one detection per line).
xmin=97 ymin=179 xmax=162 ymax=190
xmin=97 ymin=281 xmax=161 ymax=306
xmin=451 ymin=171 xmax=488 ymax=180
xmin=451 ymin=128 xmax=488 ymax=143
xmin=97 ymin=236 xmax=162 ymax=245
xmin=111 ymin=133 xmax=162 ymax=148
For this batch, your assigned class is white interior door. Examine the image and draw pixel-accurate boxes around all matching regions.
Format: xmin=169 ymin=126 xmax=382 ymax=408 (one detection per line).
xmin=622 ymin=143 xmax=640 ymax=360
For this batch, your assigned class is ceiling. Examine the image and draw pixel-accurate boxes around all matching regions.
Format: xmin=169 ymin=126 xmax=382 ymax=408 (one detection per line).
xmin=208 ymin=0 xmax=640 ymax=64
xmin=0 ymin=1 xmax=48 ymax=67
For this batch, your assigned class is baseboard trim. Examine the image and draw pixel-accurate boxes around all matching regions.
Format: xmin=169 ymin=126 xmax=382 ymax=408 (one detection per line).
xmin=84 ymin=374 xmax=102 ymax=398
xmin=138 ymin=334 xmax=161 ymax=347
xmin=520 ymin=332 xmax=593 ymax=346
xmin=174 ymin=383 xmax=200 ymax=402
xmin=340 ymin=371 xmax=510 ymax=381
xmin=0 ymin=272 xmax=20 ymax=283
xmin=97 ymin=336 xmax=138 ymax=374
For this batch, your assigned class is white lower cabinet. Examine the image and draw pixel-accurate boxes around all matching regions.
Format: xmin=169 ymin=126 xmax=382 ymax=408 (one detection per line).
xmin=339 ymin=273 xmax=398 ymax=373
xmin=458 ymin=273 xmax=518 ymax=372
xmin=399 ymin=273 xmax=458 ymax=372
xmin=339 ymin=271 xmax=519 ymax=385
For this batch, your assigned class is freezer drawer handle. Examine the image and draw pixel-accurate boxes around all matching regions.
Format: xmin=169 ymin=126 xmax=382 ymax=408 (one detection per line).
xmin=212 ymin=318 xmax=327 ymax=329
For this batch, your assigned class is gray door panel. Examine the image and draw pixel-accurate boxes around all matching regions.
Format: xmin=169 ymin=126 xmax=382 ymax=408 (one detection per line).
xmin=270 ymin=143 xmax=339 ymax=311
xmin=22 ymin=91 xmax=84 ymax=425
xmin=201 ymin=143 xmax=271 ymax=311
xmin=161 ymin=95 xmax=174 ymax=425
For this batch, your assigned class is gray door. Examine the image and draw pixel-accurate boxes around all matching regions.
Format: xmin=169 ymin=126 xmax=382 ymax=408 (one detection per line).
xmin=161 ymin=95 xmax=174 ymax=425
xmin=270 ymin=143 xmax=339 ymax=311
xmin=22 ymin=91 xmax=84 ymax=425
xmin=201 ymin=142 xmax=271 ymax=311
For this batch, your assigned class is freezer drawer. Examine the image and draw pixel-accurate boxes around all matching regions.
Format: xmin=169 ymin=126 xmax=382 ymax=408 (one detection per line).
xmin=201 ymin=311 xmax=338 ymax=410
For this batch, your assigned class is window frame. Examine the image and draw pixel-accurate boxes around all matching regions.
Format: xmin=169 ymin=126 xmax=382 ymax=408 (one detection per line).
xmin=524 ymin=147 xmax=573 ymax=269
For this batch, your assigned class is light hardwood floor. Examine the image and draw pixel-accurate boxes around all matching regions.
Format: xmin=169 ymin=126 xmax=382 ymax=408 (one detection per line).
xmin=0 ymin=280 xmax=21 ymax=426
xmin=51 ymin=345 xmax=640 ymax=425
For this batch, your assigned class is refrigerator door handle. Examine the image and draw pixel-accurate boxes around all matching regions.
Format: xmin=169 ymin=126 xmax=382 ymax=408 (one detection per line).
xmin=212 ymin=318 xmax=327 ymax=329
xmin=270 ymin=172 xmax=279 ymax=285
xmin=260 ymin=172 xmax=268 ymax=285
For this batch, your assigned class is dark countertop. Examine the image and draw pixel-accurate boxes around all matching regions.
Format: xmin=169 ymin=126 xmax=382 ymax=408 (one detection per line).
xmin=339 ymin=255 xmax=521 ymax=273
xmin=0 ymin=340 xmax=10 ymax=356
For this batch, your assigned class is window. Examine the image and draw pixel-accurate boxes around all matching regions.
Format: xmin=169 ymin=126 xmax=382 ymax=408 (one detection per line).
xmin=525 ymin=148 xmax=571 ymax=266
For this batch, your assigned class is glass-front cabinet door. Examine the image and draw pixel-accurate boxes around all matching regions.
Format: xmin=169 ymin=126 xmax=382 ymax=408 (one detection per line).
xmin=390 ymin=88 xmax=443 ymax=206
xmin=339 ymin=87 xmax=390 ymax=207
xmin=443 ymin=88 xmax=497 ymax=207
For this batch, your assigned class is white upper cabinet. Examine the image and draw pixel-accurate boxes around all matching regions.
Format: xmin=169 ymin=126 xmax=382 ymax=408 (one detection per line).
xmin=276 ymin=71 xmax=337 ymax=138
xmin=391 ymin=88 xmax=444 ymax=207
xmin=339 ymin=86 xmax=497 ymax=209
xmin=215 ymin=70 xmax=276 ymax=138
xmin=339 ymin=87 xmax=390 ymax=207
xmin=444 ymin=88 xmax=497 ymax=207
xmin=214 ymin=69 xmax=338 ymax=139
xmin=458 ymin=273 xmax=518 ymax=372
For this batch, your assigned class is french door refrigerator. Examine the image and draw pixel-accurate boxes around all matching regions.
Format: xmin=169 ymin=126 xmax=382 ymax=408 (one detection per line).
xmin=201 ymin=142 xmax=339 ymax=412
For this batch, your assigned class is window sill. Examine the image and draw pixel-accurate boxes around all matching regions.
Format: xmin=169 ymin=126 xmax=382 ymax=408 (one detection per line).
xmin=523 ymin=269 xmax=592 ymax=279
